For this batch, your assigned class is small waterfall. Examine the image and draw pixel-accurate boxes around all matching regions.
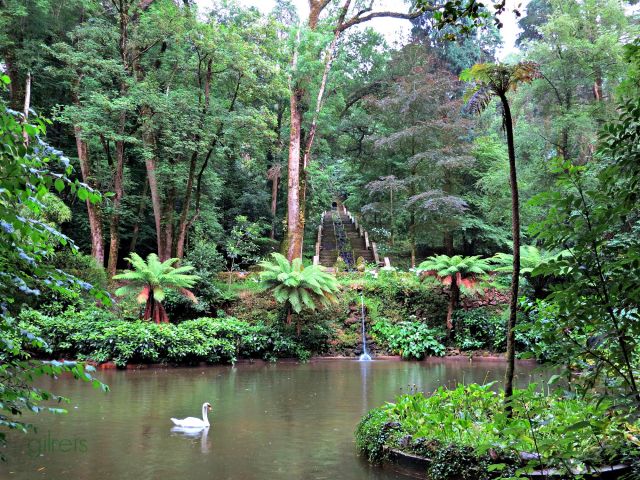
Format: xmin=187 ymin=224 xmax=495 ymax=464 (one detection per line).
xmin=359 ymin=292 xmax=372 ymax=361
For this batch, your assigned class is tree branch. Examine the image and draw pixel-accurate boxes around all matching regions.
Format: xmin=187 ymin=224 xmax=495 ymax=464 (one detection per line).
xmin=339 ymin=10 xmax=422 ymax=32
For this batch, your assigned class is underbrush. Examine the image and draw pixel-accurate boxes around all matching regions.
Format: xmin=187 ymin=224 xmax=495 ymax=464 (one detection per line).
xmin=453 ymin=308 xmax=506 ymax=351
xmin=17 ymin=308 xmax=314 ymax=367
xmin=356 ymin=383 xmax=639 ymax=479
xmin=371 ymin=320 xmax=446 ymax=359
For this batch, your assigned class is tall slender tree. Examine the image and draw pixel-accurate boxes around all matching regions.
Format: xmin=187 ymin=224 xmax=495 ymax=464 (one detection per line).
xmin=285 ymin=0 xmax=422 ymax=260
xmin=461 ymin=62 xmax=540 ymax=409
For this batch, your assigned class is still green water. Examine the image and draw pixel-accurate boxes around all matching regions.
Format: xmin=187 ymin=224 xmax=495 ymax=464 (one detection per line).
xmin=1 ymin=358 xmax=544 ymax=479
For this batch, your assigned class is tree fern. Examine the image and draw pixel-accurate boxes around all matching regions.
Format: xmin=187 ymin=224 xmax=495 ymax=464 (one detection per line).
xmin=113 ymin=253 xmax=199 ymax=323
xmin=259 ymin=253 xmax=339 ymax=326
xmin=417 ymin=254 xmax=492 ymax=335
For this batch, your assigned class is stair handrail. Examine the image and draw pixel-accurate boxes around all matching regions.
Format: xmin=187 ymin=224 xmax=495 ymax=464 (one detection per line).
xmin=343 ymin=206 xmax=386 ymax=267
xmin=371 ymin=242 xmax=381 ymax=265
xmin=318 ymin=204 xmax=389 ymax=269
xmin=314 ymin=211 xmax=324 ymax=259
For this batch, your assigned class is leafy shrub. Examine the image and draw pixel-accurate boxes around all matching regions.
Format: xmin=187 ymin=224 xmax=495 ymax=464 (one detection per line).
xmin=163 ymin=288 xmax=214 ymax=321
xmin=185 ymin=238 xmax=226 ymax=274
xmin=360 ymin=272 xmax=448 ymax=327
xmin=18 ymin=308 xmax=311 ymax=367
xmin=371 ymin=320 xmax=445 ymax=359
xmin=453 ymin=307 xmax=506 ymax=351
xmin=355 ymin=383 xmax=636 ymax=478
xmin=32 ymin=251 xmax=110 ymax=314
xmin=183 ymin=238 xmax=227 ymax=308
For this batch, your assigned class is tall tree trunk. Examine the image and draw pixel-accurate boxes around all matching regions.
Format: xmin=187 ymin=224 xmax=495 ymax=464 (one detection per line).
xmin=4 ymin=53 xmax=23 ymax=111
xmin=443 ymin=231 xmax=454 ymax=255
xmin=284 ymin=1 xmax=420 ymax=260
xmin=176 ymin=151 xmax=198 ymax=259
xmin=193 ymin=73 xmax=242 ymax=220
xmin=108 ymin=1 xmax=134 ymax=279
xmin=164 ymin=185 xmax=176 ymax=259
xmin=108 ymin=131 xmax=125 ymax=278
xmin=21 ymin=72 xmax=31 ymax=145
xmin=175 ymin=57 xmax=214 ymax=258
xmin=73 ymin=125 xmax=105 ymax=265
xmin=286 ymin=87 xmax=304 ymax=260
xmin=500 ymin=93 xmax=521 ymax=410
xmin=446 ymin=278 xmax=459 ymax=336
xmin=269 ymin=168 xmax=280 ymax=240
xmin=129 ymin=178 xmax=149 ymax=253
xmin=389 ymin=188 xmax=394 ymax=246
xmin=410 ymin=216 xmax=416 ymax=268
xmin=142 ymin=118 xmax=165 ymax=259
xmin=296 ymin=1 xmax=351 ymax=255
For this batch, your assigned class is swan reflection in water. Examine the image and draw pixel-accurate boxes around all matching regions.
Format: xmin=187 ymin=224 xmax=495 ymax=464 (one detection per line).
xmin=170 ymin=426 xmax=211 ymax=453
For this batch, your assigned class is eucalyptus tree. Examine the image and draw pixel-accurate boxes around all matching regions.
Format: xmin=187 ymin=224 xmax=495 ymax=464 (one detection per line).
xmin=283 ymin=0 xmax=513 ymax=262
xmin=284 ymin=0 xmax=424 ymax=261
xmin=516 ymin=0 xmax=633 ymax=162
xmin=461 ymin=61 xmax=540 ymax=407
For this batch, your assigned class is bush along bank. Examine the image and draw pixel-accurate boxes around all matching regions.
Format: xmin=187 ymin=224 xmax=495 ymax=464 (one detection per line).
xmin=17 ymin=308 xmax=315 ymax=367
xmin=17 ymin=270 xmax=537 ymax=366
xmin=355 ymin=383 xmax=639 ymax=480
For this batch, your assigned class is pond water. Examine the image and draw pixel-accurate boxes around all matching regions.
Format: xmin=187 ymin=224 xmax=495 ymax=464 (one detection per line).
xmin=1 ymin=358 xmax=545 ymax=480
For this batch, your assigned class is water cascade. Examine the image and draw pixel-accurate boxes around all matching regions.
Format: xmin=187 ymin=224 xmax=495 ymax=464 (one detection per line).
xmin=359 ymin=292 xmax=372 ymax=361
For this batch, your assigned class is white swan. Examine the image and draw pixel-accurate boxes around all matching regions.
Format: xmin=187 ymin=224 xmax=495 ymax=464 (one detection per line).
xmin=170 ymin=402 xmax=212 ymax=428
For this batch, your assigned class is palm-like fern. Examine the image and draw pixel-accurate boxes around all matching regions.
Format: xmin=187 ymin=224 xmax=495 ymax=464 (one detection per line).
xmin=491 ymin=245 xmax=554 ymax=275
xmin=492 ymin=246 xmax=567 ymax=296
xmin=113 ymin=253 xmax=199 ymax=324
xmin=259 ymin=253 xmax=339 ymax=325
xmin=417 ymin=255 xmax=492 ymax=334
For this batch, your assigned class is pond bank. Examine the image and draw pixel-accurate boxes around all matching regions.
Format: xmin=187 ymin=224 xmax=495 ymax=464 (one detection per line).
xmin=386 ymin=447 xmax=631 ymax=479
xmin=69 ymin=353 xmax=534 ymax=370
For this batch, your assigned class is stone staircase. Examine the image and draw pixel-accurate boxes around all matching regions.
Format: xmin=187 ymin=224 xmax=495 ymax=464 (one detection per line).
xmin=314 ymin=204 xmax=382 ymax=270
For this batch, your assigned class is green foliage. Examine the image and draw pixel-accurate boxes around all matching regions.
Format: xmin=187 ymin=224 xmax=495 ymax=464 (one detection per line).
xmin=224 ymin=215 xmax=268 ymax=276
xmin=354 ymin=408 xmax=399 ymax=463
xmin=259 ymin=253 xmax=339 ymax=315
xmin=0 ymin=86 xmax=107 ymax=459
xmin=491 ymin=245 xmax=555 ymax=275
xmin=356 ymin=383 xmax=636 ymax=478
xmin=371 ymin=320 xmax=445 ymax=359
xmin=358 ymin=271 xmax=448 ymax=327
xmin=334 ymin=256 xmax=347 ymax=273
xmin=19 ymin=308 xmax=311 ymax=366
xmin=453 ymin=308 xmax=506 ymax=351
xmin=427 ymin=445 xmax=495 ymax=480
xmin=528 ymin=89 xmax=640 ymax=402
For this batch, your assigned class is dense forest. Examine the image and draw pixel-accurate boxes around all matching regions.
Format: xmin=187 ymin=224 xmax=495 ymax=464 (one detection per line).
xmin=2 ymin=0 xmax=635 ymax=273
xmin=2 ymin=0 xmax=640 ymax=479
